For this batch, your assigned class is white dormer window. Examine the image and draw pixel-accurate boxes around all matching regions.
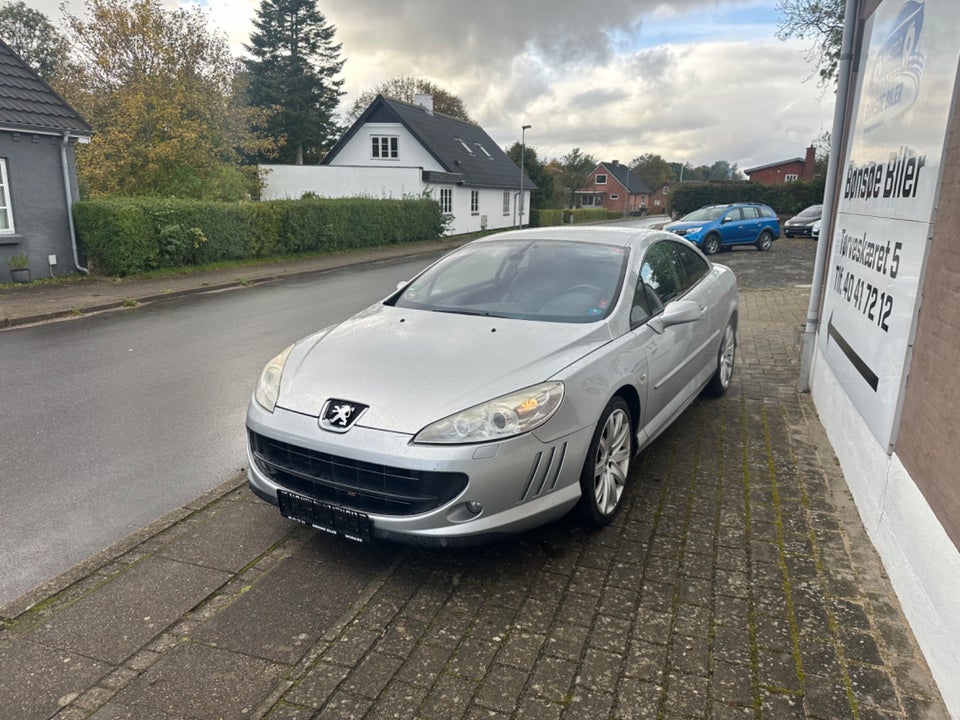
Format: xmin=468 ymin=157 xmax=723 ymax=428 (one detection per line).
xmin=595 ymin=173 xmax=607 ymax=184
xmin=456 ymin=138 xmax=474 ymax=154
xmin=371 ymin=135 xmax=398 ymax=159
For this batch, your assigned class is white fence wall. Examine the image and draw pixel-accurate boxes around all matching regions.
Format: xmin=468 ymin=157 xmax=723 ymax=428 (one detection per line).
xmin=260 ymin=165 xmax=424 ymax=201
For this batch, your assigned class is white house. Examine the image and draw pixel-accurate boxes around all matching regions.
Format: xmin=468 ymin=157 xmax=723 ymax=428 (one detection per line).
xmin=260 ymin=94 xmax=534 ymax=236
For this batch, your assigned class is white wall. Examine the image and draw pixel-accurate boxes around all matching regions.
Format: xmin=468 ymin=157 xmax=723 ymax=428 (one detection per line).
xmin=260 ymin=165 xmax=423 ymax=201
xmin=329 ymin=122 xmax=444 ymax=171
xmin=811 ymin=348 xmax=960 ymax=718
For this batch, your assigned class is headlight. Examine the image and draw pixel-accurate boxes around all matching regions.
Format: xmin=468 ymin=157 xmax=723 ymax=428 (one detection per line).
xmin=686 ymin=226 xmax=703 ymax=233
xmin=414 ymin=381 xmax=564 ymax=444
xmin=254 ymin=344 xmax=294 ymax=412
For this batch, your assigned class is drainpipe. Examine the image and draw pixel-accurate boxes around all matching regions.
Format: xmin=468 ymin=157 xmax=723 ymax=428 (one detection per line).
xmin=798 ymin=0 xmax=858 ymax=391
xmin=61 ymin=131 xmax=88 ymax=275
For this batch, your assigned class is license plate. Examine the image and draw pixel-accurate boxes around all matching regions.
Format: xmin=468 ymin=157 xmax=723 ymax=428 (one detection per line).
xmin=277 ymin=490 xmax=373 ymax=543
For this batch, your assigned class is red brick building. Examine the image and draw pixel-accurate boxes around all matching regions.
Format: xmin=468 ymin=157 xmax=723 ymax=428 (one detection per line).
xmin=574 ymin=161 xmax=651 ymax=214
xmin=649 ymin=183 xmax=672 ymax=213
xmin=744 ymin=146 xmax=816 ymax=184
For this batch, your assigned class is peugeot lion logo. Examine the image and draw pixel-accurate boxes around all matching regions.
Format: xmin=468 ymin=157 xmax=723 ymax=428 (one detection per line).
xmin=320 ymin=399 xmax=368 ymax=433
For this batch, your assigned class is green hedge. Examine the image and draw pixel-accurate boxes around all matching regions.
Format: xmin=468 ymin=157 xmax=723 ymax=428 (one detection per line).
xmin=74 ymin=197 xmax=444 ymax=276
xmin=529 ymin=208 xmax=623 ymax=226
xmin=668 ymin=179 xmax=826 ymax=217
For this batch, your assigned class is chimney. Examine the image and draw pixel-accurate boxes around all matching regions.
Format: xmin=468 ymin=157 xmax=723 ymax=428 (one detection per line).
xmin=611 ymin=159 xmax=619 ymax=165
xmin=414 ymin=93 xmax=434 ymax=115
xmin=804 ymin=145 xmax=816 ymax=179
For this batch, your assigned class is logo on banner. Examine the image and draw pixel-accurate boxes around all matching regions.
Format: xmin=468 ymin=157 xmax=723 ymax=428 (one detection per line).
xmin=863 ymin=0 xmax=925 ymax=133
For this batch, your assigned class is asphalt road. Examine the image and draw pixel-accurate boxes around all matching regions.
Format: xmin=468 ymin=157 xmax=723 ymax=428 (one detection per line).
xmin=0 ymin=255 xmax=441 ymax=607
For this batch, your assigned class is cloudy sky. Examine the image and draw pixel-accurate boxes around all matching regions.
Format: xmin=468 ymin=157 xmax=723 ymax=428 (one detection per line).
xmin=32 ymin=0 xmax=836 ymax=170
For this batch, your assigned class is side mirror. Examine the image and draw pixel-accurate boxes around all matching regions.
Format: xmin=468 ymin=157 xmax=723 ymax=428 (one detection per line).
xmin=721 ymin=215 xmax=733 ymax=223
xmin=647 ymin=299 xmax=703 ymax=334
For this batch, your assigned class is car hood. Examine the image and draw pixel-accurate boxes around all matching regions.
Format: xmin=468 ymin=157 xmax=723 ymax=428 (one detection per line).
xmin=665 ymin=220 xmax=710 ymax=232
xmin=276 ymin=304 xmax=613 ymax=434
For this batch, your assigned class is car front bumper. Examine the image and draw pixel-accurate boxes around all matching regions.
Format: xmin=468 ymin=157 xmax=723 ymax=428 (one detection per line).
xmin=245 ymin=399 xmax=592 ymax=545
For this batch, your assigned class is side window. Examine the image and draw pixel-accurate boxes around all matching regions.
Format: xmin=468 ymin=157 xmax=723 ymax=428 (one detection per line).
xmin=675 ymin=242 xmax=709 ymax=292
xmin=638 ymin=242 xmax=684 ymax=306
xmin=741 ymin=206 xmax=759 ymax=219
xmin=723 ymin=208 xmax=742 ymax=223
xmin=758 ymin=206 xmax=776 ymax=218
xmin=0 ymin=158 xmax=14 ymax=233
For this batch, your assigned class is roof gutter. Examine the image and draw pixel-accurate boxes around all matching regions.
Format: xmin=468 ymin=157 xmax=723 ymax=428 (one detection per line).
xmin=61 ymin=130 xmax=88 ymax=275
xmin=798 ymin=0 xmax=859 ymax=391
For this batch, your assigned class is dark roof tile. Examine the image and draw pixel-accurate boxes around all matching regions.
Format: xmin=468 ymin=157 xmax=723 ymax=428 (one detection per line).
xmin=0 ymin=39 xmax=92 ymax=135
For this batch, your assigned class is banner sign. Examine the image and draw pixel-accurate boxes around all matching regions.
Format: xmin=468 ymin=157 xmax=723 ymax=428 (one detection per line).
xmin=819 ymin=0 xmax=960 ymax=449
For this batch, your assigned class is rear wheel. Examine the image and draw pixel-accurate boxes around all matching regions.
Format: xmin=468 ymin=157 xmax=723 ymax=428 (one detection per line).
xmin=577 ymin=397 xmax=632 ymax=527
xmin=703 ymin=234 xmax=721 ymax=255
xmin=755 ymin=230 xmax=773 ymax=251
xmin=705 ymin=319 xmax=736 ymax=396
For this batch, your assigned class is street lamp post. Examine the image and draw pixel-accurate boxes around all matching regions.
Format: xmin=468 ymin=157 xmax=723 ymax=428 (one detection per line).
xmin=519 ymin=124 xmax=531 ymax=227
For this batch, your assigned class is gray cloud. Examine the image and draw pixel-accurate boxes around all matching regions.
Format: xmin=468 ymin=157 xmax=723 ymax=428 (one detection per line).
xmin=28 ymin=0 xmax=835 ymax=170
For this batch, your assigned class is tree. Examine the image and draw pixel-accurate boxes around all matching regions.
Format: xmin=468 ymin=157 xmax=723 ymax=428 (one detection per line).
xmin=629 ymin=153 xmax=677 ymax=190
xmin=63 ymin=0 xmax=271 ymax=199
xmin=776 ymin=0 xmax=845 ymax=87
xmin=245 ymin=0 xmax=345 ymax=164
xmin=0 ymin=0 xmax=68 ymax=80
xmin=347 ymin=76 xmax=471 ymax=123
xmin=552 ymin=148 xmax=597 ymax=208
xmin=505 ymin=142 xmax=553 ymax=210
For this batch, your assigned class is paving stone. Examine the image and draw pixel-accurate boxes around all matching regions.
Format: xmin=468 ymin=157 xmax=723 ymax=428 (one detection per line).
xmin=191 ymin=581 xmax=328 ymax=665
xmin=157 ymin=498 xmax=294 ymax=572
xmin=364 ymin=680 xmax=430 ymax=720
xmin=420 ymin=673 xmax=476 ymax=720
xmin=0 ymin=639 xmax=108 ymax=720
xmin=28 ymin=556 xmax=229 ymax=664
xmin=105 ymin=641 xmax=285 ymax=719
xmin=474 ymin=663 xmax=528 ymax=712
xmin=284 ymin=662 xmax=351 ymax=709
xmin=528 ymin=655 xmax=577 ymax=701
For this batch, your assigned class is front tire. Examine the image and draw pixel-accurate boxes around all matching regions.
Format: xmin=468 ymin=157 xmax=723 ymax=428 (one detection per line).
xmin=705 ymin=319 xmax=736 ymax=396
xmin=577 ymin=397 xmax=633 ymax=527
xmin=703 ymin=234 xmax=721 ymax=255
xmin=755 ymin=230 xmax=773 ymax=251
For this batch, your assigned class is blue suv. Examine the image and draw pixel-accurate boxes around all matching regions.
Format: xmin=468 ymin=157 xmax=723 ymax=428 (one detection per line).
xmin=665 ymin=203 xmax=780 ymax=254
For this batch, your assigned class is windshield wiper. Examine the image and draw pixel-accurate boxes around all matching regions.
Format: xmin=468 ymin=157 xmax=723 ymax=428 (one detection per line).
xmin=430 ymin=307 xmax=504 ymax=318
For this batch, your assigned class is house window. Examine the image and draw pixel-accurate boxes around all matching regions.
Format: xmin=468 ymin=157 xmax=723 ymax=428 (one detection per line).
xmin=0 ymin=159 xmax=14 ymax=233
xmin=470 ymin=190 xmax=479 ymax=214
xmin=439 ymin=188 xmax=453 ymax=213
xmin=476 ymin=143 xmax=492 ymax=158
xmin=784 ymin=173 xmax=798 ymax=182
xmin=610 ymin=194 xmax=619 ymax=200
xmin=502 ymin=191 xmax=510 ymax=215
xmin=662 ymin=186 xmax=669 ymax=194
xmin=595 ymin=173 xmax=607 ymax=184
xmin=371 ymin=135 xmax=398 ymax=159
xmin=456 ymin=138 xmax=474 ymax=154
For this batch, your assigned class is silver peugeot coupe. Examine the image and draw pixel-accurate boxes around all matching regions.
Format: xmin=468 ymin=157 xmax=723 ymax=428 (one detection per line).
xmin=246 ymin=226 xmax=738 ymax=545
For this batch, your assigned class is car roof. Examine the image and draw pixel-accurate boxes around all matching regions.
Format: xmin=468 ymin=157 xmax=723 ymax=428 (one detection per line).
xmin=475 ymin=225 xmax=670 ymax=249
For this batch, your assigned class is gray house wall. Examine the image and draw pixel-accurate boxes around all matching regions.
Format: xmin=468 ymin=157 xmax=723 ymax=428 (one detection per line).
xmin=0 ymin=131 xmax=79 ymax=280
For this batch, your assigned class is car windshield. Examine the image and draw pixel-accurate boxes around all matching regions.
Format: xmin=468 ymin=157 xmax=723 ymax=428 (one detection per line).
xmin=796 ymin=205 xmax=822 ymax=218
xmin=680 ymin=206 xmax=726 ymax=222
xmin=390 ymin=239 xmax=629 ymax=323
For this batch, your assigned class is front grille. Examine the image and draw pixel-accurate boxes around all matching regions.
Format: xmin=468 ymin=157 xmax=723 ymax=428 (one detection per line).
xmin=249 ymin=431 xmax=468 ymax=516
